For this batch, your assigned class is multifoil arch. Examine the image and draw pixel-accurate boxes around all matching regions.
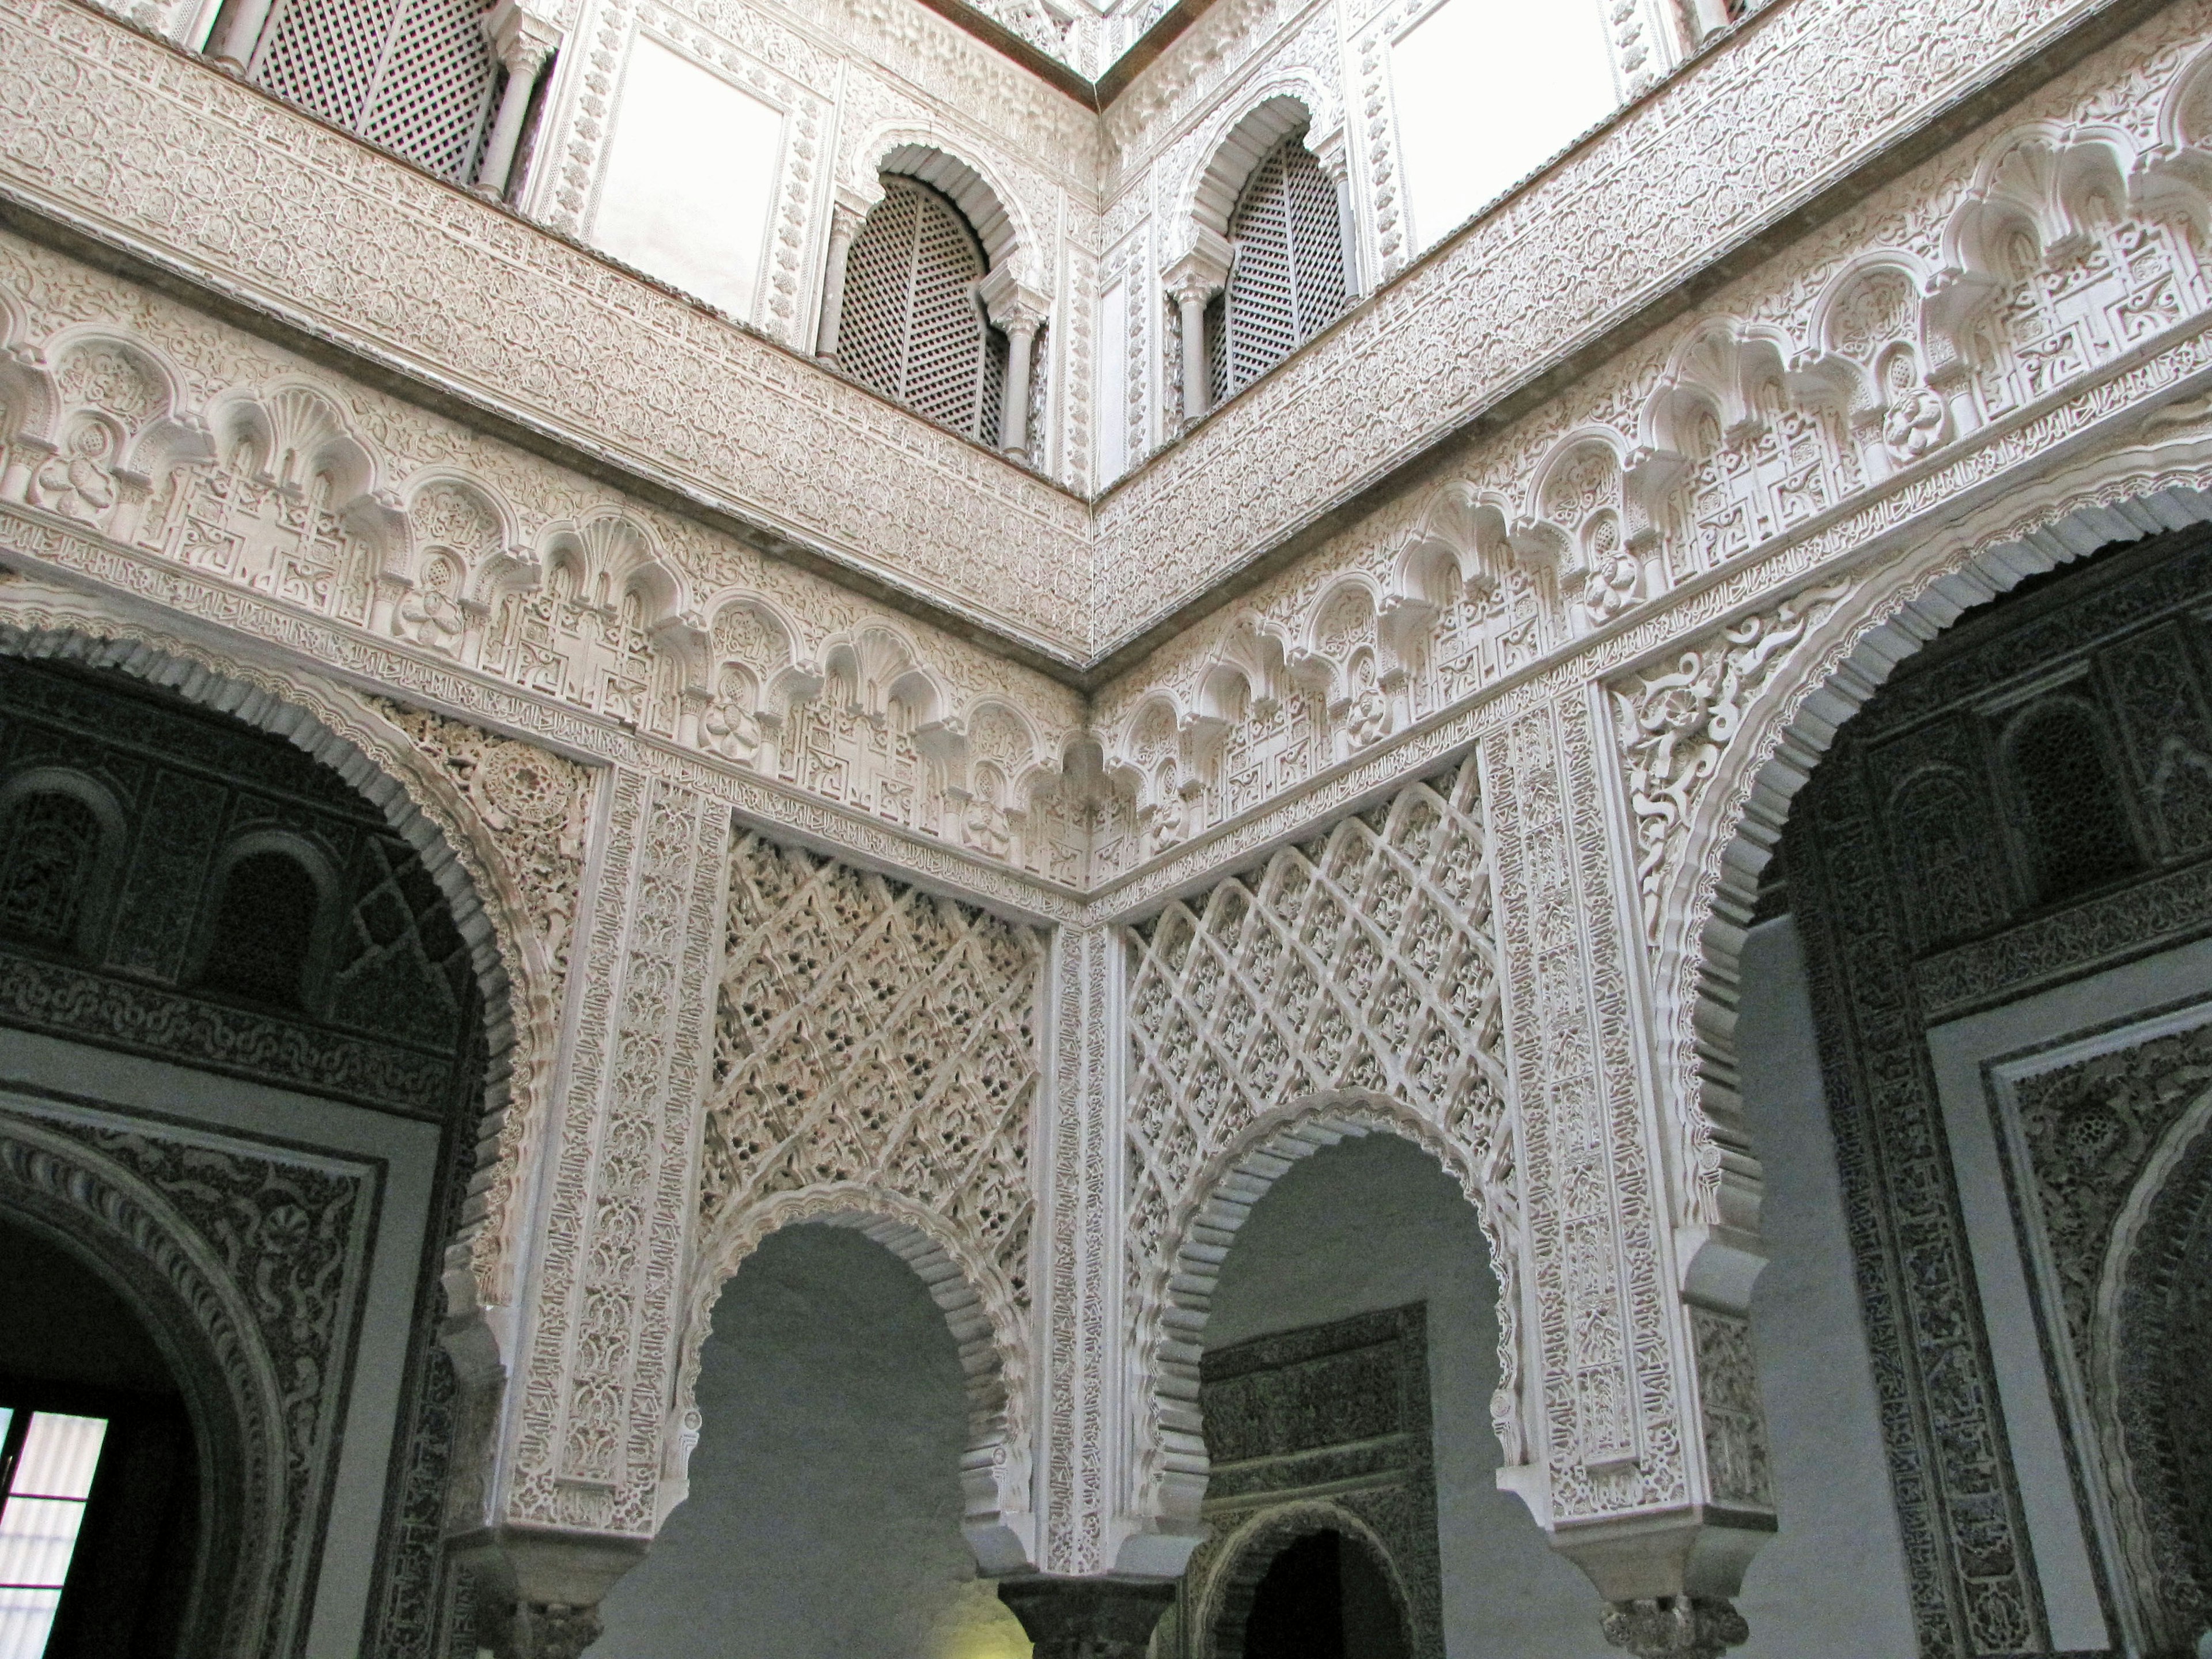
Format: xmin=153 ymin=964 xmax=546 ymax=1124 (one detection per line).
xmin=1127 ymin=1097 xmax=1523 ymax=1544
xmin=672 ymin=1181 xmax=1033 ymax=1570
xmin=1638 ymin=417 xmax=2212 ymax=1265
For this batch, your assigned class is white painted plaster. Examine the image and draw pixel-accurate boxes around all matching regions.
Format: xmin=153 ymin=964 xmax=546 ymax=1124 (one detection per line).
xmin=590 ymin=33 xmax=787 ymax=323
xmin=1387 ymin=0 xmax=1618 ymax=255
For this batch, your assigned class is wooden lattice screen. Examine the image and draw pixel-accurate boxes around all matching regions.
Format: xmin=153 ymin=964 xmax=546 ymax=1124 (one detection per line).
xmin=1215 ymin=136 xmax=1349 ymax=402
xmin=250 ymin=0 xmax=501 ymax=183
xmin=838 ymin=176 xmax=1007 ymax=443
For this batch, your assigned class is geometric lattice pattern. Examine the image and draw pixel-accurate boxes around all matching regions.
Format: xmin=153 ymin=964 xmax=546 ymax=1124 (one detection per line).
xmin=837 ymin=176 xmax=1006 ymax=443
xmin=1218 ymin=137 xmax=1350 ymax=400
xmin=703 ymin=830 xmax=1043 ymax=1300
xmin=252 ymin=0 xmax=498 ymax=183
xmin=1123 ymin=760 xmax=1507 ymax=1279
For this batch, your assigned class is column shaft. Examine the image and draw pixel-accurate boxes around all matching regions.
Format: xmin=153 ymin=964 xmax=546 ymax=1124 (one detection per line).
xmin=817 ymin=221 xmax=859 ymax=358
xmin=208 ymin=0 xmax=276 ymax=66
xmin=1177 ymin=290 xmax=1209 ymax=423
xmin=478 ymin=49 xmax=550 ymax=197
xmin=1001 ymin=321 xmax=1039 ymax=459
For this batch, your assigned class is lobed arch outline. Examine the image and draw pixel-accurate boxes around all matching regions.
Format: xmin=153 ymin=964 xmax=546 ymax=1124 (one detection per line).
xmin=846 ymin=127 xmax=1033 ymax=281
xmin=1126 ymin=1090 xmax=1525 ymax=1554
xmin=2092 ymin=1059 xmax=2212 ymax=1653
xmin=1183 ymin=83 xmax=1337 ymax=252
xmin=0 ymin=579 xmax=569 ymax=1389
xmin=672 ymin=1180 xmax=1036 ymax=1571
xmin=1652 ymin=415 xmax=2212 ymax=1286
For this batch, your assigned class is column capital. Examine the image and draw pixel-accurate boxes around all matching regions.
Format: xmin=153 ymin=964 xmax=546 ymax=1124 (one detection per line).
xmin=484 ymin=0 xmax=562 ymax=74
xmin=1308 ymin=123 xmax=1352 ymax=184
xmin=1163 ymin=230 xmax=1232 ymax=308
xmin=996 ymin=1575 xmax=1177 ymax=1659
xmin=978 ymin=266 xmax=1051 ymax=335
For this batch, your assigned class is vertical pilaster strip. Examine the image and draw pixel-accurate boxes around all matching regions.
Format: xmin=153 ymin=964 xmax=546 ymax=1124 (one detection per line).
xmin=1041 ymin=921 xmax=1118 ymax=1574
xmin=1487 ymin=702 xmax=1684 ymax=1521
xmin=506 ymin=772 xmax=726 ymax=1536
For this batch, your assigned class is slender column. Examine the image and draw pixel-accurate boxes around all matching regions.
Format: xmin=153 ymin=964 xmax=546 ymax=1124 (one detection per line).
xmin=1000 ymin=317 xmax=1041 ymax=459
xmin=1174 ymin=282 xmax=1210 ymax=423
xmin=1161 ymin=237 xmax=1229 ymax=430
xmin=816 ymin=199 xmax=868 ymax=359
xmin=1309 ymin=133 xmax=1362 ymax=298
xmin=206 ymin=0 xmax=276 ymax=66
xmin=478 ymin=5 xmax=561 ymax=199
xmin=997 ymin=1577 xmax=1176 ymax=1659
xmin=978 ymin=267 xmax=1053 ymax=461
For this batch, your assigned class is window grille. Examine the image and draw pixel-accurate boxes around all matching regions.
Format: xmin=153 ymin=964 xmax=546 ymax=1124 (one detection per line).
xmin=0 ymin=793 xmax=100 ymax=953
xmin=1218 ymin=136 xmax=1349 ymax=400
xmin=249 ymin=0 xmax=501 ymax=184
xmin=2003 ymin=696 xmax=2144 ymax=903
xmin=837 ymin=176 xmax=1007 ymax=444
xmin=199 ymin=849 xmax=320 ymax=1006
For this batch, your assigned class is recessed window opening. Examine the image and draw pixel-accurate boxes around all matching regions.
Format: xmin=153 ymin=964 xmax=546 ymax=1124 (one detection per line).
xmin=2003 ymin=696 xmax=2144 ymax=904
xmin=1234 ymin=1527 xmax=1410 ymax=1659
xmin=1214 ymin=135 xmax=1349 ymax=403
xmin=836 ymin=175 xmax=1007 ymax=444
xmin=199 ymin=847 xmax=323 ymax=1007
xmin=241 ymin=0 xmax=501 ymax=183
xmin=0 ymin=1410 xmax=109 ymax=1659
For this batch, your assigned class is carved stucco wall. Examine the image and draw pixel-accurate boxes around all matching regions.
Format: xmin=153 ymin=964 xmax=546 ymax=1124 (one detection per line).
xmin=22 ymin=0 xmax=2212 ymax=1633
xmin=680 ymin=826 xmax=1044 ymax=1562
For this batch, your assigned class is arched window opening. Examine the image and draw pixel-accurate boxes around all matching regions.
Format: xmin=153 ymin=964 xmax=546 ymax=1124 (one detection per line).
xmin=2004 ymin=696 xmax=2144 ymax=905
xmin=1231 ymin=1528 xmax=1411 ymax=1659
xmin=238 ymin=0 xmax=502 ymax=183
xmin=198 ymin=848 xmax=323 ymax=1008
xmin=836 ymin=176 xmax=1007 ymax=444
xmin=1215 ymin=137 xmax=1350 ymax=402
xmin=0 ymin=1218 xmax=199 ymax=1659
xmin=0 ymin=790 xmax=105 ymax=955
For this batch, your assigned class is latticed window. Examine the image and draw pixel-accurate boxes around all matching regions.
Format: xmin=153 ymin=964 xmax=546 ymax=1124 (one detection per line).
xmin=200 ymin=849 xmax=322 ymax=1007
xmin=2005 ymin=696 xmax=2144 ymax=903
xmin=837 ymin=176 xmax=1007 ymax=443
xmin=247 ymin=0 xmax=501 ymax=183
xmin=0 ymin=791 xmax=103 ymax=952
xmin=1211 ymin=137 xmax=1350 ymax=403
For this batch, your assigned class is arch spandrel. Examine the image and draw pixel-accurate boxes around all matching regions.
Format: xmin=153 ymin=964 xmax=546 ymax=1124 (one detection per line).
xmin=1117 ymin=755 xmax=1530 ymax=1560
xmin=1620 ymin=423 xmax=2212 ymax=1265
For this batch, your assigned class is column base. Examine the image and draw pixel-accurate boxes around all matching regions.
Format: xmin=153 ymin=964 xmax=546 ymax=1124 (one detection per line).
xmin=996 ymin=1574 xmax=1177 ymax=1659
xmin=1601 ymin=1596 xmax=1751 ymax=1659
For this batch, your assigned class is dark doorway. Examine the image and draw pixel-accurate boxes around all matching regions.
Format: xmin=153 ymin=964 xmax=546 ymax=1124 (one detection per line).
xmin=0 ymin=1218 xmax=198 ymax=1658
xmin=1238 ymin=1528 xmax=1410 ymax=1659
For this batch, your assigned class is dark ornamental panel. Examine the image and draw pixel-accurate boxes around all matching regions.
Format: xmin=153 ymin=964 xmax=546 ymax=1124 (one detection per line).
xmin=1786 ymin=527 xmax=2212 ymax=1659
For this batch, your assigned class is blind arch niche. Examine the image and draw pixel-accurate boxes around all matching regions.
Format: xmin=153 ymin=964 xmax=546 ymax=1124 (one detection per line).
xmin=836 ymin=175 xmax=1009 ymax=445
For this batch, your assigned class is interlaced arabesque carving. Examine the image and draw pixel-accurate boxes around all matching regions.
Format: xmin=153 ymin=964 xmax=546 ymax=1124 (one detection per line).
xmin=1123 ymin=760 xmax=1507 ymax=1281
xmin=2010 ymin=1021 xmax=2212 ymax=1653
xmin=703 ymin=830 xmax=1043 ymax=1299
xmin=372 ymin=698 xmax=596 ymax=982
